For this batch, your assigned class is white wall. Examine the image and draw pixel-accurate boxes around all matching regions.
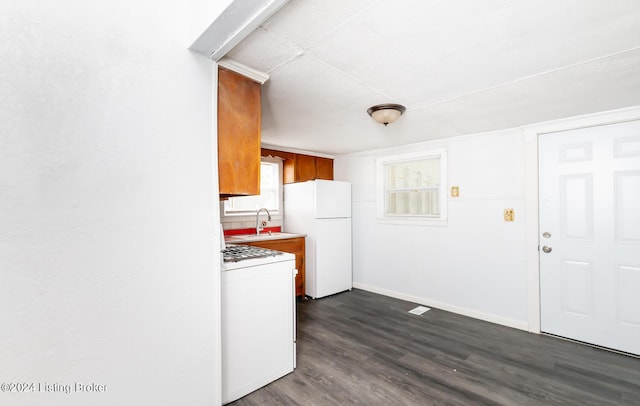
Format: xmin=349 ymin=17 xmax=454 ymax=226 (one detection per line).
xmin=335 ymin=129 xmax=529 ymax=329
xmin=0 ymin=1 xmax=222 ymax=405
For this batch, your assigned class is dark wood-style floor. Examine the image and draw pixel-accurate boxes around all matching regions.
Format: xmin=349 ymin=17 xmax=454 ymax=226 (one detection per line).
xmin=230 ymin=289 xmax=640 ymax=405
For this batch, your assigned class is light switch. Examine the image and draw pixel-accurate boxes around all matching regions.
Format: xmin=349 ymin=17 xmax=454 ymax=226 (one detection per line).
xmin=504 ymin=209 xmax=515 ymax=222
xmin=451 ymin=186 xmax=459 ymax=197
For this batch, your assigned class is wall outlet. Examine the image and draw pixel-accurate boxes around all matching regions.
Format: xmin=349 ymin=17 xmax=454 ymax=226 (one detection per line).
xmin=451 ymin=186 xmax=459 ymax=197
xmin=504 ymin=209 xmax=515 ymax=222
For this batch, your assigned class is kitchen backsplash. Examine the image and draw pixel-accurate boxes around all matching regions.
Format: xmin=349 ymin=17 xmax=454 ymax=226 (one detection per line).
xmin=219 ymin=202 xmax=284 ymax=232
xmin=221 ymin=219 xmax=283 ymax=231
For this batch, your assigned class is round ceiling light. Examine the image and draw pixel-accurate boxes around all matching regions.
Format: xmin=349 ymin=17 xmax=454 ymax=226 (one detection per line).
xmin=367 ymin=103 xmax=406 ymax=126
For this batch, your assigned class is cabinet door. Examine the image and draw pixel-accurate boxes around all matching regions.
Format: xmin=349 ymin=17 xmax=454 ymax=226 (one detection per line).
xmin=283 ymin=159 xmax=296 ymax=184
xmin=218 ymin=67 xmax=261 ymax=197
xmin=315 ymin=157 xmax=334 ymax=180
xmin=295 ymin=154 xmax=317 ymax=182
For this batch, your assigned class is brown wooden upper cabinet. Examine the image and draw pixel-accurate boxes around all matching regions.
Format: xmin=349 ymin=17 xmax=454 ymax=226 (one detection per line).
xmin=293 ymin=154 xmax=317 ymax=183
xmin=315 ymin=156 xmax=334 ymax=180
xmin=262 ymin=148 xmax=334 ymax=184
xmin=287 ymin=154 xmax=334 ymax=183
xmin=218 ymin=67 xmax=261 ymax=198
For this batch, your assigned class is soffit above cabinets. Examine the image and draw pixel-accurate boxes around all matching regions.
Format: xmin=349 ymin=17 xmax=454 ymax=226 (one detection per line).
xmin=223 ymin=0 xmax=640 ymax=155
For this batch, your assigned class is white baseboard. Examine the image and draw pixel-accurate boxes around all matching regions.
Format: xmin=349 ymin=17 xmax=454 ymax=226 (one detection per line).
xmin=352 ymin=282 xmax=530 ymax=332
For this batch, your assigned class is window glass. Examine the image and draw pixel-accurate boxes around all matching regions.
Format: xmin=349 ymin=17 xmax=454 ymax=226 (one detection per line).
xmin=384 ymin=158 xmax=440 ymax=216
xmin=224 ymin=160 xmax=281 ymax=214
xmin=376 ymin=149 xmax=447 ymax=223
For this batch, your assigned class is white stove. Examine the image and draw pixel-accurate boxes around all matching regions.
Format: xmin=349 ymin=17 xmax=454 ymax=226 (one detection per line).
xmin=220 ymin=243 xmax=296 ymax=404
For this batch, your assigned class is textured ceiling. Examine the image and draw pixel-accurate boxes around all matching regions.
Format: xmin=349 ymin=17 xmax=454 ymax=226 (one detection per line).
xmin=225 ymin=0 xmax=640 ymax=155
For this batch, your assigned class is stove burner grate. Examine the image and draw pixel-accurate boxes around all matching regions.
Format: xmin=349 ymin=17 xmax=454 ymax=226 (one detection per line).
xmin=222 ymin=245 xmax=283 ymax=263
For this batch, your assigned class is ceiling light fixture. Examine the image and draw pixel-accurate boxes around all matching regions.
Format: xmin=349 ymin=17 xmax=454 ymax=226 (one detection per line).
xmin=367 ymin=103 xmax=406 ymax=126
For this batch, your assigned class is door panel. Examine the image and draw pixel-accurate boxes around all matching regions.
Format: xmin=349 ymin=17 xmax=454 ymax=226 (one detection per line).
xmin=539 ymin=120 xmax=640 ymax=355
xmin=560 ymin=174 xmax=593 ymax=239
xmin=615 ymin=171 xmax=640 ymax=242
xmin=561 ymin=260 xmax=593 ymax=317
xmin=618 ymin=265 xmax=640 ymax=326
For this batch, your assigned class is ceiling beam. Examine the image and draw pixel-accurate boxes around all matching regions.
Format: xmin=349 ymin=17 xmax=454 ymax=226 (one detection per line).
xmin=189 ymin=0 xmax=289 ymax=61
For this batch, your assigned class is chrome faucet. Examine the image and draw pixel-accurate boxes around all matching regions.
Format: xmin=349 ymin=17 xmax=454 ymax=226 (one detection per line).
xmin=255 ymin=208 xmax=271 ymax=235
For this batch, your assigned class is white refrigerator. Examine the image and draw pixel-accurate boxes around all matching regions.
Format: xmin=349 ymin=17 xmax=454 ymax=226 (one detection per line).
xmin=284 ymin=180 xmax=352 ymax=299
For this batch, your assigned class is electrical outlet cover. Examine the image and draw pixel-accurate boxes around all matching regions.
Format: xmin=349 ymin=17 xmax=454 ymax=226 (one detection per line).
xmin=504 ymin=209 xmax=515 ymax=222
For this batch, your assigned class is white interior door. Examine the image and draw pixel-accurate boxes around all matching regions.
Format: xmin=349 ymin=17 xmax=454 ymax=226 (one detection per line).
xmin=539 ymin=120 xmax=640 ymax=355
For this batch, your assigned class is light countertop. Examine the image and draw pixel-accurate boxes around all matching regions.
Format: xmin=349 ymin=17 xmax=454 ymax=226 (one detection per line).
xmin=224 ymin=232 xmax=305 ymax=244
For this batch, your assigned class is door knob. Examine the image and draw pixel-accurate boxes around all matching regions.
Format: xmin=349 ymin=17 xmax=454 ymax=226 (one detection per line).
xmin=542 ymin=246 xmax=552 ymax=253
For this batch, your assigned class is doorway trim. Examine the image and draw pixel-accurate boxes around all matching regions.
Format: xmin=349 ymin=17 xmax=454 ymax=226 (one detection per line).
xmin=522 ymin=105 xmax=640 ymax=334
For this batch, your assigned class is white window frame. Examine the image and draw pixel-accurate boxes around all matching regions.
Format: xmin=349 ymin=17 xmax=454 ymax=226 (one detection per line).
xmin=376 ymin=148 xmax=447 ymax=226
xmin=222 ymin=156 xmax=284 ymax=220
